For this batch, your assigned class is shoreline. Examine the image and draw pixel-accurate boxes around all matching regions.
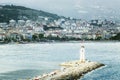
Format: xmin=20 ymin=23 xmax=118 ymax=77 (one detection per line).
xmin=0 ymin=40 xmax=120 ymax=45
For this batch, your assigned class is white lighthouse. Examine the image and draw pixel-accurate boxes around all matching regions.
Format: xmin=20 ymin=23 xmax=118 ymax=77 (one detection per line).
xmin=80 ymin=45 xmax=86 ymax=63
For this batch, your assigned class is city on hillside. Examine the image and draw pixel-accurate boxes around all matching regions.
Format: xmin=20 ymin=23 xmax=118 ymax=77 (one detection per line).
xmin=0 ymin=5 xmax=120 ymax=43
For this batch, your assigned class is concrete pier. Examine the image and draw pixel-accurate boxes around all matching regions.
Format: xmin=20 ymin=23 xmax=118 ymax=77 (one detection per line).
xmin=32 ymin=60 xmax=105 ymax=80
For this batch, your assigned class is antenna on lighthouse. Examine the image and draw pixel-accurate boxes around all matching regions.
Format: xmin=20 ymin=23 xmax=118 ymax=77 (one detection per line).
xmin=80 ymin=40 xmax=86 ymax=63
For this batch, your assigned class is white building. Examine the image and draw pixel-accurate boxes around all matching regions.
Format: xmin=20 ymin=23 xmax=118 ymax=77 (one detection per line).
xmin=18 ymin=20 xmax=25 ymax=26
xmin=0 ymin=23 xmax=7 ymax=28
xmin=9 ymin=19 xmax=16 ymax=27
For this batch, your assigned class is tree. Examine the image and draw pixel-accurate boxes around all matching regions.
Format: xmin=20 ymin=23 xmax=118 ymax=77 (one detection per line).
xmin=39 ymin=34 xmax=44 ymax=39
xmin=110 ymin=33 xmax=120 ymax=40
xmin=32 ymin=34 xmax=38 ymax=41
xmin=96 ymin=37 xmax=102 ymax=40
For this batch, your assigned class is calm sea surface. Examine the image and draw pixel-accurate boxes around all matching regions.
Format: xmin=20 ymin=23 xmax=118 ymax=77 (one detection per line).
xmin=0 ymin=42 xmax=120 ymax=80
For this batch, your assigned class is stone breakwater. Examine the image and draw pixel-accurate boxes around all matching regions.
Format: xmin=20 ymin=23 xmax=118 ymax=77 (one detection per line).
xmin=32 ymin=61 xmax=105 ymax=80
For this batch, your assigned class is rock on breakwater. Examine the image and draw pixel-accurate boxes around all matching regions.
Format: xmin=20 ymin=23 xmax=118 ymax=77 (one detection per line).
xmin=32 ymin=61 xmax=105 ymax=80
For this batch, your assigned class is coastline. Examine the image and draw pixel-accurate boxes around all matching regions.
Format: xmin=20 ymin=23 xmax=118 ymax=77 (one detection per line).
xmin=0 ymin=40 xmax=120 ymax=45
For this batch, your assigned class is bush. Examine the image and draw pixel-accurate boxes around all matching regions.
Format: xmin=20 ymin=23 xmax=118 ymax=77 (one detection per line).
xmin=110 ymin=33 xmax=120 ymax=40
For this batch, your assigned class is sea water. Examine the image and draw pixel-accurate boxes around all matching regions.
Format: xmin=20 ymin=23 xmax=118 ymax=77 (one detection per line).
xmin=0 ymin=42 xmax=120 ymax=80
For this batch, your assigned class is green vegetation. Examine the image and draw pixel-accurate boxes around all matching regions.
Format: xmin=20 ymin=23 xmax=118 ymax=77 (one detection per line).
xmin=110 ymin=33 xmax=120 ymax=41
xmin=0 ymin=5 xmax=60 ymax=22
xmin=1 ymin=34 xmax=120 ymax=44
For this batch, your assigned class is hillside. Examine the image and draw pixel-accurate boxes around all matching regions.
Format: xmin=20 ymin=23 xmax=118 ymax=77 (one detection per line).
xmin=0 ymin=5 xmax=60 ymax=23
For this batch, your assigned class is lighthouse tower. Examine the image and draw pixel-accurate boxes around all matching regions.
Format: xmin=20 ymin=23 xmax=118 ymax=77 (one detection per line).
xmin=80 ymin=45 xmax=86 ymax=63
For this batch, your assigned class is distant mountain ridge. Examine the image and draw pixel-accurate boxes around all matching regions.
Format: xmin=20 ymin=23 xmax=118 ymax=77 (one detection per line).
xmin=0 ymin=5 xmax=61 ymax=23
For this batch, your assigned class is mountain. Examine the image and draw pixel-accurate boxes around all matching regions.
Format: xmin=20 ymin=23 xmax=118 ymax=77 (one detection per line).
xmin=0 ymin=5 xmax=61 ymax=23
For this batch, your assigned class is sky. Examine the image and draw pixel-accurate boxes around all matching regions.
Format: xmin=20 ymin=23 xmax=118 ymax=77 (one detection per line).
xmin=0 ymin=0 xmax=120 ymax=20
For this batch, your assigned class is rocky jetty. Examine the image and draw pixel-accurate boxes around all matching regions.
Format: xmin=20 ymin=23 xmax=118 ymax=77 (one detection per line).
xmin=32 ymin=60 xmax=105 ymax=80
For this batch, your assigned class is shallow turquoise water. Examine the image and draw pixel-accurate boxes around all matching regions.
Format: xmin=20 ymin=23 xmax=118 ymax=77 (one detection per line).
xmin=0 ymin=42 xmax=120 ymax=80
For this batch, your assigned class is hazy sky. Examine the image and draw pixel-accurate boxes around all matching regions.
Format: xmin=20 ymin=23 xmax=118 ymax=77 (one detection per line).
xmin=0 ymin=0 xmax=120 ymax=19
